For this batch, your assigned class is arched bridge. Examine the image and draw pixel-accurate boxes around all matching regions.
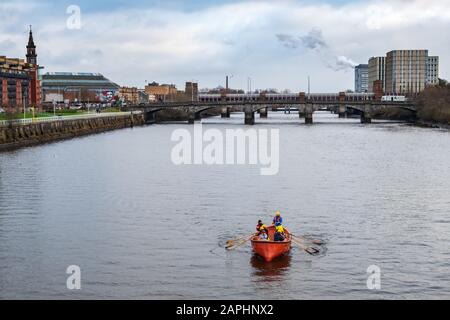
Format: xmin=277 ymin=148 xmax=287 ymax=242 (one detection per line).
xmin=127 ymin=92 xmax=416 ymax=125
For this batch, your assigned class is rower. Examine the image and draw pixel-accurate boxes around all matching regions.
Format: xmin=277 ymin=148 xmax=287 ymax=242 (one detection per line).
xmin=274 ymin=226 xmax=286 ymax=242
xmin=259 ymin=225 xmax=269 ymax=241
xmin=272 ymin=211 xmax=283 ymax=227
xmin=256 ymin=220 xmax=264 ymax=235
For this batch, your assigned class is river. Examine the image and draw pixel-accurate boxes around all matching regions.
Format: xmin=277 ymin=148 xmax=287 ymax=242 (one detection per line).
xmin=0 ymin=111 xmax=449 ymax=299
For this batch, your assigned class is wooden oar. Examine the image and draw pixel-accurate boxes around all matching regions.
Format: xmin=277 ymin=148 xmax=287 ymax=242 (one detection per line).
xmin=291 ymin=237 xmax=320 ymax=255
xmin=291 ymin=234 xmax=324 ymax=246
xmin=226 ymin=234 xmax=254 ymax=248
xmin=226 ymin=235 xmax=254 ymax=251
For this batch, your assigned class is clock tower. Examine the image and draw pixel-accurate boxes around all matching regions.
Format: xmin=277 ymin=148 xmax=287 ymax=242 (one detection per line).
xmin=26 ymin=25 xmax=37 ymax=65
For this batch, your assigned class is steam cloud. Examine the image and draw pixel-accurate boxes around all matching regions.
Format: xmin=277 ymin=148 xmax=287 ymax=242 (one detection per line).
xmin=276 ymin=28 xmax=357 ymax=72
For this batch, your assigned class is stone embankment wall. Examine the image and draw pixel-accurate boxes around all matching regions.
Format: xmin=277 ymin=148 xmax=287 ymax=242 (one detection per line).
xmin=0 ymin=113 xmax=145 ymax=151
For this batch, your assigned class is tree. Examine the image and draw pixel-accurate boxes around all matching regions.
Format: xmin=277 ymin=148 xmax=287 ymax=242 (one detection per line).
xmin=438 ymin=78 xmax=449 ymax=88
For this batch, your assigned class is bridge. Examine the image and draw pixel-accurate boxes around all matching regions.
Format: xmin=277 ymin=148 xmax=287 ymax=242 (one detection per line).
xmin=127 ymin=92 xmax=416 ymax=125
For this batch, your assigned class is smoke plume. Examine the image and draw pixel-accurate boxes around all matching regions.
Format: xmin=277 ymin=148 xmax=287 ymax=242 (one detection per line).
xmin=276 ymin=28 xmax=357 ymax=72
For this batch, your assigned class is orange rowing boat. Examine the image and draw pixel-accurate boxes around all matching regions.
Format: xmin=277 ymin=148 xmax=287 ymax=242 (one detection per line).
xmin=251 ymin=226 xmax=292 ymax=262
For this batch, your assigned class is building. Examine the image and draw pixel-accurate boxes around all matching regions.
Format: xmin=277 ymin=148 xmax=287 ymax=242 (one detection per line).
xmin=355 ymin=64 xmax=369 ymax=93
xmin=426 ymin=56 xmax=439 ymax=86
xmin=137 ymin=89 xmax=149 ymax=104
xmin=0 ymin=27 xmax=41 ymax=112
xmin=25 ymin=27 xmax=42 ymax=107
xmin=118 ymin=86 xmax=139 ymax=104
xmin=185 ymin=82 xmax=199 ymax=101
xmin=42 ymin=72 xmax=120 ymax=103
xmin=368 ymin=57 xmax=385 ymax=93
xmin=385 ymin=50 xmax=432 ymax=95
xmin=144 ymin=82 xmax=178 ymax=102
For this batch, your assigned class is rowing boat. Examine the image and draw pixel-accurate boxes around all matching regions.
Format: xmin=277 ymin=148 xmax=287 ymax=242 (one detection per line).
xmin=251 ymin=226 xmax=291 ymax=262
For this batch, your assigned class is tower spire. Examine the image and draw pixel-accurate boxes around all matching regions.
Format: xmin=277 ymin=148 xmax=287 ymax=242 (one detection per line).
xmin=26 ymin=25 xmax=37 ymax=65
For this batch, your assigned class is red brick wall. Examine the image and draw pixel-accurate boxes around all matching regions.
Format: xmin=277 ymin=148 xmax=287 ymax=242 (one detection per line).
xmin=16 ymin=80 xmax=22 ymax=110
xmin=373 ymin=80 xmax=383 ymax=101
xmin=2 ymin=79 xmax=8 ymax=107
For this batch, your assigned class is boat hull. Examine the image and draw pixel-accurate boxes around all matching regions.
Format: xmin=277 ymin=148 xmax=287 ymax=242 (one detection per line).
xmin=251 ymin=226 xmax=291 ymax=262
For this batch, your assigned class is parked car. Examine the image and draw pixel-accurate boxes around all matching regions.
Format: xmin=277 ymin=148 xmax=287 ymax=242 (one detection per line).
xmin=0 ymin=107 xmax=5 ymax=113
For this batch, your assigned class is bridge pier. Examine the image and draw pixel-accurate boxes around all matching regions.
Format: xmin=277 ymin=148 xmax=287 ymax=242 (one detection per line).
xmin=260 ymin=107 xmax=268 ymax=118
xmin=361 ymin=112 xmax=372 ymax=124
xmin=245 ymin=107 xmax=255 ymax=125
xmin=144 ymin=112 xmax=156 ymax=123
xmin=304 ymin=104 xmax=314 ymax=124
xmin=221 ymin=107 xmax=230 ymax=118
xmin=338 ymin=105 xmax=347 ymax=118
xmin=188 ymin=112 xmax=201 ymax=124
xmin=361 ymin=104 xmax=373 ymax=123
xmin=298 ymin=104 xmax=305 ymax=118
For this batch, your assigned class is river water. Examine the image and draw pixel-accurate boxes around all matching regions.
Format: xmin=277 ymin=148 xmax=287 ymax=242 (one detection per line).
xmin=0 ymin=112 xmax=449 ymax=299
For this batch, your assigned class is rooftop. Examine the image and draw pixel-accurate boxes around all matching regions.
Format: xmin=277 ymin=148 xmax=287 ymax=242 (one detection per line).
xmin=42 ymin=72 xmax=120 ymax=90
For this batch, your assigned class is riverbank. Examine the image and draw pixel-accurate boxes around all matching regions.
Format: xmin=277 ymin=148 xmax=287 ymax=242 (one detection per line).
xmin=415 ymin=81 xmax=450 ymax=126
xmin=0 ymin=113 xmax=145 ymax=152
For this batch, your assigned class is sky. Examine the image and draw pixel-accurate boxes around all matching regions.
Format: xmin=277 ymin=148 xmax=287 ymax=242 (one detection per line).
xmin=0 ymin=0 xmax=449 ymax=92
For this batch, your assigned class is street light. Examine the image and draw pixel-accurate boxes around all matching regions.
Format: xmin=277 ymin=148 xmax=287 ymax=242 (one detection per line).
xmin=23 ymin=95 xmax=26 ymax=120
xmin=226 ymin=75 xmax=234 ymax=93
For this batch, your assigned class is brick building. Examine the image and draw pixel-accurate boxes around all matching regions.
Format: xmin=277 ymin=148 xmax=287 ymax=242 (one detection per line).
xmin=144 ymin=82 xmax=178 ymax=102
xmin=0 ymin=27 xmax=41 ymax=112
xmin=118 ymin=86 xmax=139 ymax=104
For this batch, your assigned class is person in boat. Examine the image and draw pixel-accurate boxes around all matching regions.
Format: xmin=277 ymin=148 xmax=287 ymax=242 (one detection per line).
xmin=259 ymin=225 xmax=270 ymax=240
xmin=274 ymin=226 xmax=286 ymax=242
xmin=272 ymin=211 xmax=283 ymax=227
xmin=256 ymin=220 xmax=264 ymax=235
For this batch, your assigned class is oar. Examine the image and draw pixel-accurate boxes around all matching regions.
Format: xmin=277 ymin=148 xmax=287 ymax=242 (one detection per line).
xmin=291 ymin=237 xmax=320 ymax=255
xmin=291 ymin=234 xmax=324 ymax=246
xmin=226 ymin=235 xmax=254 ymax=251
xmin=226 ymin=234 xmax=255 ymax=249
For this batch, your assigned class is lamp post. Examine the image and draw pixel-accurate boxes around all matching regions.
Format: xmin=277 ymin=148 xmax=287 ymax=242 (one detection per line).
xmin=23 ymin=95 xmax=26 ymax=120
xmin=226 ymin=75 xmax=234 ymax=94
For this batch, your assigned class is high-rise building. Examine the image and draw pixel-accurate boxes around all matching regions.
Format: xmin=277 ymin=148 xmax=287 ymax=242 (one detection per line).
xmin=355 ymin=64 xmax=369 ymax=93
xmin=385 ymin=50 xmax=429 ymax=95
xmin=426 ymin=56 xmax=439 ymax=86
xmin=368 ymin=57 xmax=385 ymax=93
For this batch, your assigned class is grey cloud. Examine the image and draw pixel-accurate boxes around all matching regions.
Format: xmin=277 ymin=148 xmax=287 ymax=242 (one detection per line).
xmin=276 ymin=28 xmax=327 ymax=50
xmin=222 ymin=38 xmax=236 ymax=46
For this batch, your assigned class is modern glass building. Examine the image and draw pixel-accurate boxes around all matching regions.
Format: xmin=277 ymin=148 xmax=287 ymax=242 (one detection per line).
xmin=355 ymin=64 xmax=369 ymax=93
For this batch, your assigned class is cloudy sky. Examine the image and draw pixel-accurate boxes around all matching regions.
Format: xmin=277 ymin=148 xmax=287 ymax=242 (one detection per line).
xmin=1 ymin=0 xmax=449 ymax=92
